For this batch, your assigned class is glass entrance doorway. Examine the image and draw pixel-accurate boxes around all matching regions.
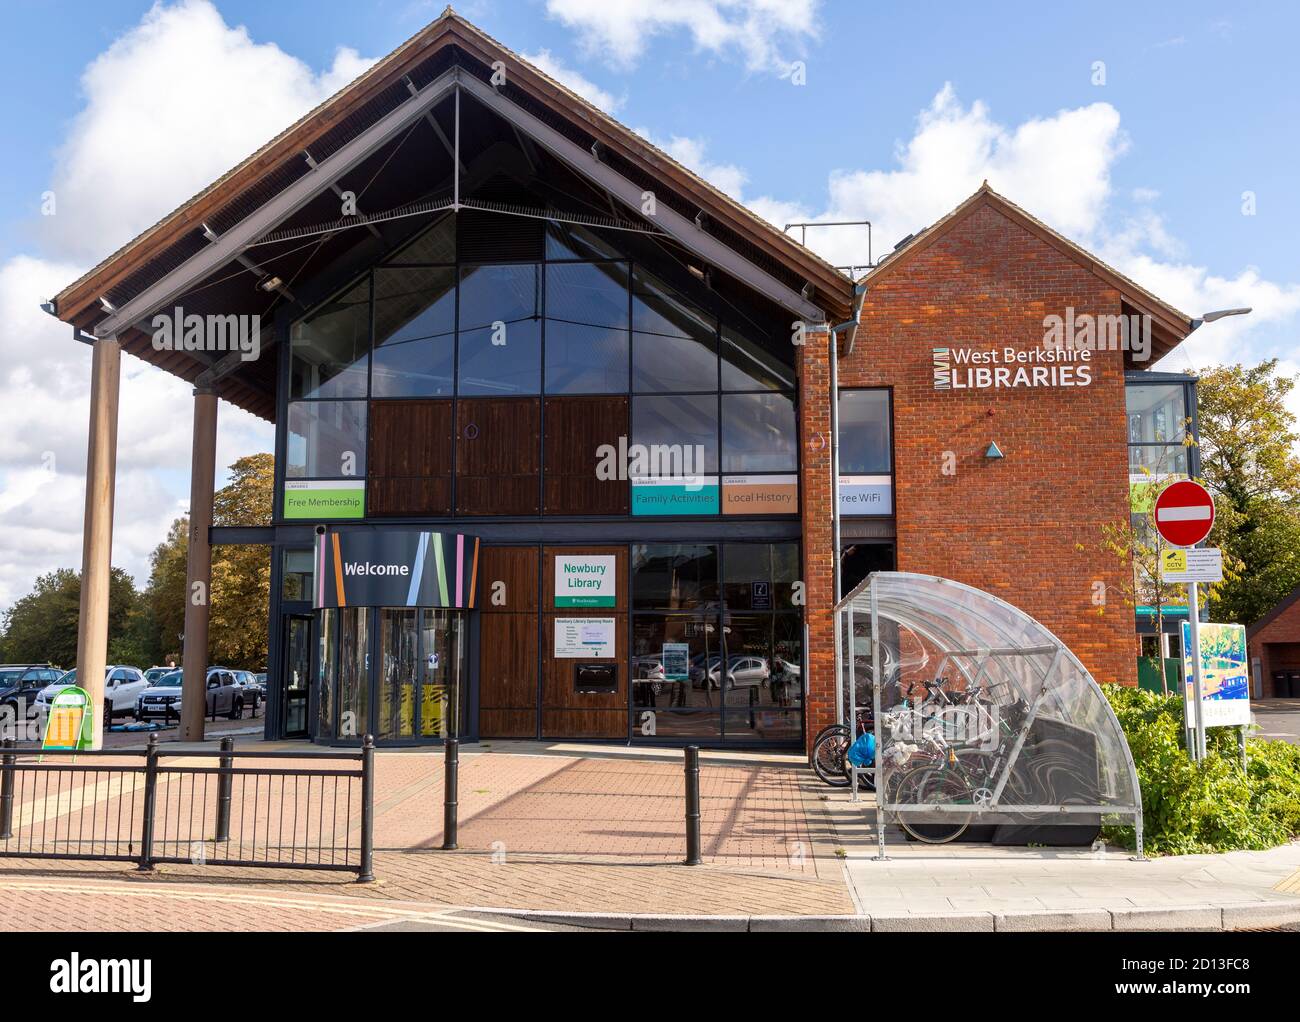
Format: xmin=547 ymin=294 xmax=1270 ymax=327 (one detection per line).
xmin=283 ymin=614 xmax=314 ymax=738
xmin=318 ymin=606 xmax=468 ymax=744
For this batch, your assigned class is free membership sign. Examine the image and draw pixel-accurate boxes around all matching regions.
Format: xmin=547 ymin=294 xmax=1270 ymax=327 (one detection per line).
xmin=555 ymin=554 xmax=616 ymax=608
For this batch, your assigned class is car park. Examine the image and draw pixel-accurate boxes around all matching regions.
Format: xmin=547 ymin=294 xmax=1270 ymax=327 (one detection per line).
xmin=0 ymin=665 xmax=63 ymax=720
xmin=136 ymin=668 xmax=247 ymax=722
xmin=32 ymin=666 xmax=147 ymax=723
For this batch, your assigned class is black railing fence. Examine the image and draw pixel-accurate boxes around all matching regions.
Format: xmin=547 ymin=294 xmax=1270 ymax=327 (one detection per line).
xmin=0 ymin=734 xmax=373 ymax=881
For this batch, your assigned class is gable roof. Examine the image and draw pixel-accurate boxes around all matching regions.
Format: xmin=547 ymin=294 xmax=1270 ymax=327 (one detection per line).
xmin=861 ymin=183 xmax=1196 ymax=365
xmin=52 ymin=8 xmax=851 ymax=332
xmin=1248 ymin=581 xmax=1300 ymax=638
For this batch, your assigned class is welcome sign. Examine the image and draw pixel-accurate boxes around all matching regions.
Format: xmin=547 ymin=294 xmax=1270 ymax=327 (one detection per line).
xmin=555 ymin=554 xmax=616 ymax=607
xmin=314 ymin=529 xmax=479 ymax=610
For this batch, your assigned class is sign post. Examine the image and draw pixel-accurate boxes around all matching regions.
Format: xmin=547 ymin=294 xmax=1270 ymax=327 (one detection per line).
xmin=41 ymin=686 xmax=93 ymax=754
xmin=1153 ymin=481 xmax=1216 ymax=762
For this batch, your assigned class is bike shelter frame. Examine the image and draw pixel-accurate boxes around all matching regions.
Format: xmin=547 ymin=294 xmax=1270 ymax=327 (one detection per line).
xmin=833 ymin=572 xmax=1145 ymax=861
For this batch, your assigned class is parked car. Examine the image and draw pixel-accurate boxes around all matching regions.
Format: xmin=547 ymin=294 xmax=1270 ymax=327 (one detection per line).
xmin=136 ymin=668 xmax=246 ymax=722
xmin=693 ymin=655 xmax=770 ymax=691
xmin=32 ymin=666 xmax=148 ymax=722
xmin=0 ymin=665 xmax=63 ymax=719
xmin=143 ymin=666 xmax=176 ymax=685
xmin=233 ymin=670 xmax=264 ymax=711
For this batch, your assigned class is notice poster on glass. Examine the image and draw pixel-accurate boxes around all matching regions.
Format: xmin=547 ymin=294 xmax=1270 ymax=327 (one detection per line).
xmin=555 ymin=617 xmax=616 ymax=658
xmin=662 ymin=642 xmax=690 ymax=683
xmin=1181 ymin=621 xmax=1251 ymax=727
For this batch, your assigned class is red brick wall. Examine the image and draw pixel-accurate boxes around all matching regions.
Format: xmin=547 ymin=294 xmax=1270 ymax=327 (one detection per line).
xmin=799 ymin=201 xmax=1139 ymax=748
xmin=1248 ymin=596 xmax=1300 ymax=698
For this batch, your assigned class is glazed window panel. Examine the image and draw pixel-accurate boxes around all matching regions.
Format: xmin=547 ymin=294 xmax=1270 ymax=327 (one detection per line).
xmin=371 ymin=266 xmax=456 ymax=397
xmin=631 ymin=395 xmax=719 ymax=474
xmin=545 ymin=222 xmax=624 ymax=261
xmin=282 ymin=549 xmax=315 ymax=601
xmin=1126 ymin=384 xmax=1188 ymax=443
xmin=632 ymin=333 xmax=718 ymax=393
xmin=372 ymin=333 xmax=455 ymax=398
xmin=545 ymin=261 xmax=629 ymax=329
xmin=458 ymin=320 xmax=542 ymax=396
xmin=458 ymin=263 xmax=541 ymax=331
xmin=1128 ymin=444 xmax=1189 ymax=476
xmin=721 ymin=392 xmax=797 ymax=472
xmin=719 ymin=324 xmax=795 ymax=391
xmin=631 ymin=613 xmax=724 ymax=713
xmin=631 ymin=543 xmax=719 ymax=610
xmin=632 ymin=268 xmax=714 ymax=340
xmin=290 ymin=280 xmax=370 ymax=400
xmin=373 ymin=266 xmax=456 ymax=344
xmin=838 ymin=389 xmax=892 ymax=474
xmin=545 ymin=321 xmax=629 ymax=394
xmin=722 ymin=543 xmax=771 ymax=611
xmin=286 ymin=401 xmax=367 ymax=478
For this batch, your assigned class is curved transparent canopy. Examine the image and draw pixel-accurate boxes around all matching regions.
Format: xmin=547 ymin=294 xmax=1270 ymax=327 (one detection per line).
xmin=836 ymin=572 xmax=1141 ymax=826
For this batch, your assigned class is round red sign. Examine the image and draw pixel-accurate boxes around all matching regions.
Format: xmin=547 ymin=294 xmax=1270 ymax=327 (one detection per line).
xmin=1153 ymin=480 xmax=1215 ymax=548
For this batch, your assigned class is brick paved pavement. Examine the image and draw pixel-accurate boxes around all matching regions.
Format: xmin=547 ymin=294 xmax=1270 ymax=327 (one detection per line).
xmin=0 ymin=745 xmax=855 ymax=929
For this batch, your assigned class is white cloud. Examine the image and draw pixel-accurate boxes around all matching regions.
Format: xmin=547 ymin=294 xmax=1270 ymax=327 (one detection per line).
xmin=639 ymin=133 xmax=749 ymax=199
xmin=523 ymin=49 xmax=623 ymax=113
xmin=0 ymin=0 xmax=379 ymax=607
xmin=543 ymin=0 xmax=820 ymax=73
xmin=39 ymin=0 xmax=373 ymax=264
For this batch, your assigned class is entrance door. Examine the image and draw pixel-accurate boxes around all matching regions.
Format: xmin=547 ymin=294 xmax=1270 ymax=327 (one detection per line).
xmin=283 ymin=615 xmax=314 ymax=738
xmin=420 ymin=609 xmax=465 ymax=738
xmin=377 ymin=609 xmax=418 ymax=741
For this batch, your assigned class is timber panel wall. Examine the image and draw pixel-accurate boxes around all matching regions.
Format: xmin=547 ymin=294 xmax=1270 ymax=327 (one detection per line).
xmin=456 ymin=397 xmax=541 ymax=515
xmin=543 ymin=396 xmax=630 ymax=515
xmin=477 ymin=545 xmax=540 ymax=737
xmin=367 ymin=399 xmax=453 ymax=516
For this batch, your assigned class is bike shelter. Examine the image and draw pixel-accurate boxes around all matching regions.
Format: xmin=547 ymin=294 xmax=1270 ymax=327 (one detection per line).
xmin=834 ymin=572 xmax=1145 ymax=858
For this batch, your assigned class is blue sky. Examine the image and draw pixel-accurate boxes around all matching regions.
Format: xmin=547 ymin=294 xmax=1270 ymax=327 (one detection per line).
xmin=0 ymin=0 xmax=1296 ymax=606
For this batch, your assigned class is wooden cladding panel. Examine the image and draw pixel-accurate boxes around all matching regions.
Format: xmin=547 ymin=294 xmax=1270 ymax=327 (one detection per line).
xmin=478 ymin=546 xmax=540 ymax=613
xmin=368 ymin=399 xmax=453 ymax=516
xmin=480 ymin=708 xmax=537 ymax=738
xmin=456 ymin=397 xmax=541 ymax=516
xmin=542 ymin=396 xmax=629 ymax=516
xmin=541 ymin=710 xmax=627 ymax=739
xmin=478 ymin=612 xmax=538 ymax=712
xmin=541 ymin=612 xmax=627 ymax=710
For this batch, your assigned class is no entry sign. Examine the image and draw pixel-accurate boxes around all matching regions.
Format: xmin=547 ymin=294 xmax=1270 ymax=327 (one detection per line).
xmin=1153 ymin=480 xmax=1215 ymax=548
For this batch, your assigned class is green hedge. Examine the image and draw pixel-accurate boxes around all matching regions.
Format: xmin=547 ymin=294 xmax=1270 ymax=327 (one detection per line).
xmin=1101 ymin=684 xmax=1300 ymax=855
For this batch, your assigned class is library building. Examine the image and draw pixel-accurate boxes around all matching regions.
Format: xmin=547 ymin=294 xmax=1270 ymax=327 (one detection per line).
xmin=51 ymin=11 xmax=1209 ymax=751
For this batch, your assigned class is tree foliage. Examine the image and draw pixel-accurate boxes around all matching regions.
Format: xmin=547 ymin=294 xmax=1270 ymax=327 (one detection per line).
xmin=1195 ymin=360 xmax=1300 ymax=624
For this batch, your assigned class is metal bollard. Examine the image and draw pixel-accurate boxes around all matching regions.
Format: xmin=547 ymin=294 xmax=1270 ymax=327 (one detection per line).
xmin=441 ymin=738 xmax=459 ymax=851
xmin=138 ymin=733 xmax=160 ymax=871
xmin=683 ymin=745 xmax=702 ymax=866
xmin=0 ymin=738 xmax=15 ymax=840
xmin=357 ymin=735 xmax=375 ymax=882
xmin=214 ymin=736 xmax=234 ymax=843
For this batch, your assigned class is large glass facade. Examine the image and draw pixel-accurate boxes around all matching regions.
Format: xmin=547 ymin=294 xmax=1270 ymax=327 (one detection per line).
xmin=282 ymin=217 xmax=797 ymax=520
xmin=630 ymin=542 xmax=802 ymax=743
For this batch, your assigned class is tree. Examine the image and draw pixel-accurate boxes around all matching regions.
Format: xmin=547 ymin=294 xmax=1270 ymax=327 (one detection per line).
xmin=207 ymin=454 xmax=274 ymax=669
xmin=0 ymin=568 xmax=141 ymax=669
xmin=1195 ymin=360 xmax=1300 ymax=624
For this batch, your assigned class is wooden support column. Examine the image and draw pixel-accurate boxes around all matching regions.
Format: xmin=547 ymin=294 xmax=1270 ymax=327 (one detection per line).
xmin=180 ymin=387 xmax=218 ymax=742
xmin=76 ymin=336 xmax=122 ymax=751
